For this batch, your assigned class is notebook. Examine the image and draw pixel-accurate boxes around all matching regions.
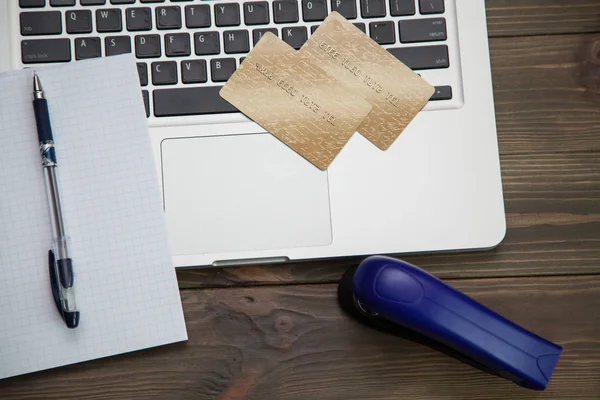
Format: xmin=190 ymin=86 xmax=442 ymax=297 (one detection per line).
xmin=0 ymin=55 xmax=187 ymax=380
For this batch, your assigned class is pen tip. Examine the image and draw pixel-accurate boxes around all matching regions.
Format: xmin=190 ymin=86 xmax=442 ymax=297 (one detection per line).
xmin=33 ymin=72 xmax=43 ymax=94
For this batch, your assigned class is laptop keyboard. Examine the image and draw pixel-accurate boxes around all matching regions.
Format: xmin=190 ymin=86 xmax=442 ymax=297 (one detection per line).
xmin=17 ymin=0 xmax=456 ymax=119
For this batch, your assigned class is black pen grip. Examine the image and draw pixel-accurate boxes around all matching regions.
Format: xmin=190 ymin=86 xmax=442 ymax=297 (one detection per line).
xmin=57 ymin=258 xmax=74 ymax=288
xmin=33 ymin=98 xmax=54 ymax=143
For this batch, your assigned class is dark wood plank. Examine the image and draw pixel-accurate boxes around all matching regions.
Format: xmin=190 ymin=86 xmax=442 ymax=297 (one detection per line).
xmin=177 ymin=151 xmax=600 ymax=288
xmin=1 ymin=275 xmax=598 ymax=399
xmin=491 ymin=34 xmax=600 ymax=155
xmin=486 ymin=0 xmax=600 ymax=37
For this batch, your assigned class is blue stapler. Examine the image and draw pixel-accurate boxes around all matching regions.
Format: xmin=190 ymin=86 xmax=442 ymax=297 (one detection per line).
xmin=337 ymin=256 xmax=562 ymax=390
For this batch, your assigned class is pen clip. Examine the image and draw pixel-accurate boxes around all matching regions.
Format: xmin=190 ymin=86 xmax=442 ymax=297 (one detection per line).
xmin=48 ymin=250 xmax=80 ymax=328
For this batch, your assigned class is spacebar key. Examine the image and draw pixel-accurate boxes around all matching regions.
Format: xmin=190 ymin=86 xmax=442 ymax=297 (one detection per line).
xmin=153 ymin=86 xmax=239 ymax=117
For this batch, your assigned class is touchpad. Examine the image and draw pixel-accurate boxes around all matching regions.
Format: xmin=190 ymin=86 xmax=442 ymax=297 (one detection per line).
xmin=161 ymin=134 xmax=332 ymax=256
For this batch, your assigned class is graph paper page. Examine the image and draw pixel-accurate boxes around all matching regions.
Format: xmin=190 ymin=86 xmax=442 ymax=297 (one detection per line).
xmin=0 ymin=55 xmax=187 ymax=380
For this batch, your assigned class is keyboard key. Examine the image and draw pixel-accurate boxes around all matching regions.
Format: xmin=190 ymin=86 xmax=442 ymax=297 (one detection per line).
xmin=282 ymin=26 xmax=307 ymax=49
xmin=66 ymin=10 xmax=92 ymax=34
xmin=156 ymin=6 xmax=182 ymax=29
xmin=140 ymin=0 xmax=164 ymax=2
xmin=153 ymin=86 xmax=238 ymax=117
xmin=353 ymin=22 xmax=366 ymax=33
xmin=22 ymin=38 xmax=71 ymax=63
xmin=244 ymin=1 xmax=269 ymax=25
xmin=137 ymin=62 xmax=148 ymax=86
xmin=215 ymin=3 xmax=240 ymax=27
xmin=430 ymin=85 xmax=452 ymax=101
xmin=388 ymin=45 xmax=448 ymax=69
xmin=253 ymin=28 xmax=277 ymax=45
xmin=390 ymin=0 xmax=414 ymax=16
xmin=135 ymin=34 xmax=161 ymax=58
xmin=181 ymin=60 xmax=207 ymax=84
xmin=369 ymin=21 xmax=395 ymax=44
xmin=21 ymin=11 xmax=62 ymax=35
xmin=105 ymin=36 xmax=131 ymax=55
xmin=80 ymin=0 xmax=106 ymax=5
xmin=302 ymin=0 xmax=327 ymax=22
xmin=311 ymin=25 xmax=319 ymax=34
xmin=185 ymin=5 xmax=210 ymax=28
xmin=152 ymin=61 xmax=178 ymax=85
xmin=50 ymin=0 xmax=76 ymax=6
xmin=111 ymin=0 xmax=135 ymax=3
xmin=165 ymin=33 xmax=190 ymax=56
xmin=96 ymin=9 xmax=122 ymax=32
xmin=223 ymin=30 xmax=250 ymax=54
xmin=399 ymin=18 xmax=446 ymax=43
xmin=273 ymin=0 xmax=299 ymax=23
xmin=75 ymin=37 xmax=101 ymax=59
xmin=194 ymin=32 xmax=219 ymax=55
xmin=20 ymin=0 xmax=45 ymax=7
xmin=142 ymin=90 xmax=150 ymax=117
xmin=419 ymin=0 xmax=444 ymax=14
xmin=126 ymin=7 xmax=152 ymax=31
xmin=211 ymin=58 xmax=236 ymax=82
xmin=360 ymin=0 xmax=386 ymax=18
xmin=330 ymin=0 xmax=356 ymax=19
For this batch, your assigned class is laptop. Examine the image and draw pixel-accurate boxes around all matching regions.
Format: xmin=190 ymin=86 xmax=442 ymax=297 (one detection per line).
xmin=0 ymin=0 xmax=506 ymax=268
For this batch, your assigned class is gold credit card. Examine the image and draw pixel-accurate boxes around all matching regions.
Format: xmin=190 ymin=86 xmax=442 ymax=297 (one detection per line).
xmin=220 ymin=32 xmax=372 ymax=170
xmin=300 ymin=12 xmax=435 ymax=150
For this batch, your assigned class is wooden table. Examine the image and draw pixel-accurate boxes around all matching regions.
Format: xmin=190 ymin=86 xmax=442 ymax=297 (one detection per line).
xmin=3 ymin=1 xmax=600 ymax=398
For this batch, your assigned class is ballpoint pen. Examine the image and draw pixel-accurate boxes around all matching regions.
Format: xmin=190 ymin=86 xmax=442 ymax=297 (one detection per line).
xmin=33 ymin=72 xmax=80 ymax=329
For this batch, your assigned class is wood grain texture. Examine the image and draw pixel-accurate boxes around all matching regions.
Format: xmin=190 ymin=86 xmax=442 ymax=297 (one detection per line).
xmin=491 ymin=34 xmax=600 ymax=155
xmin=486 ymin=0 xmax=600 ymax=37
xmin=1 ymin=275 xmax=598 ymax=399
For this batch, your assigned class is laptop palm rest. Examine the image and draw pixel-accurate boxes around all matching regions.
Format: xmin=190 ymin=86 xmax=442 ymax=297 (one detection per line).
xmin=161 ymin=133 xmax=333 ymax=258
